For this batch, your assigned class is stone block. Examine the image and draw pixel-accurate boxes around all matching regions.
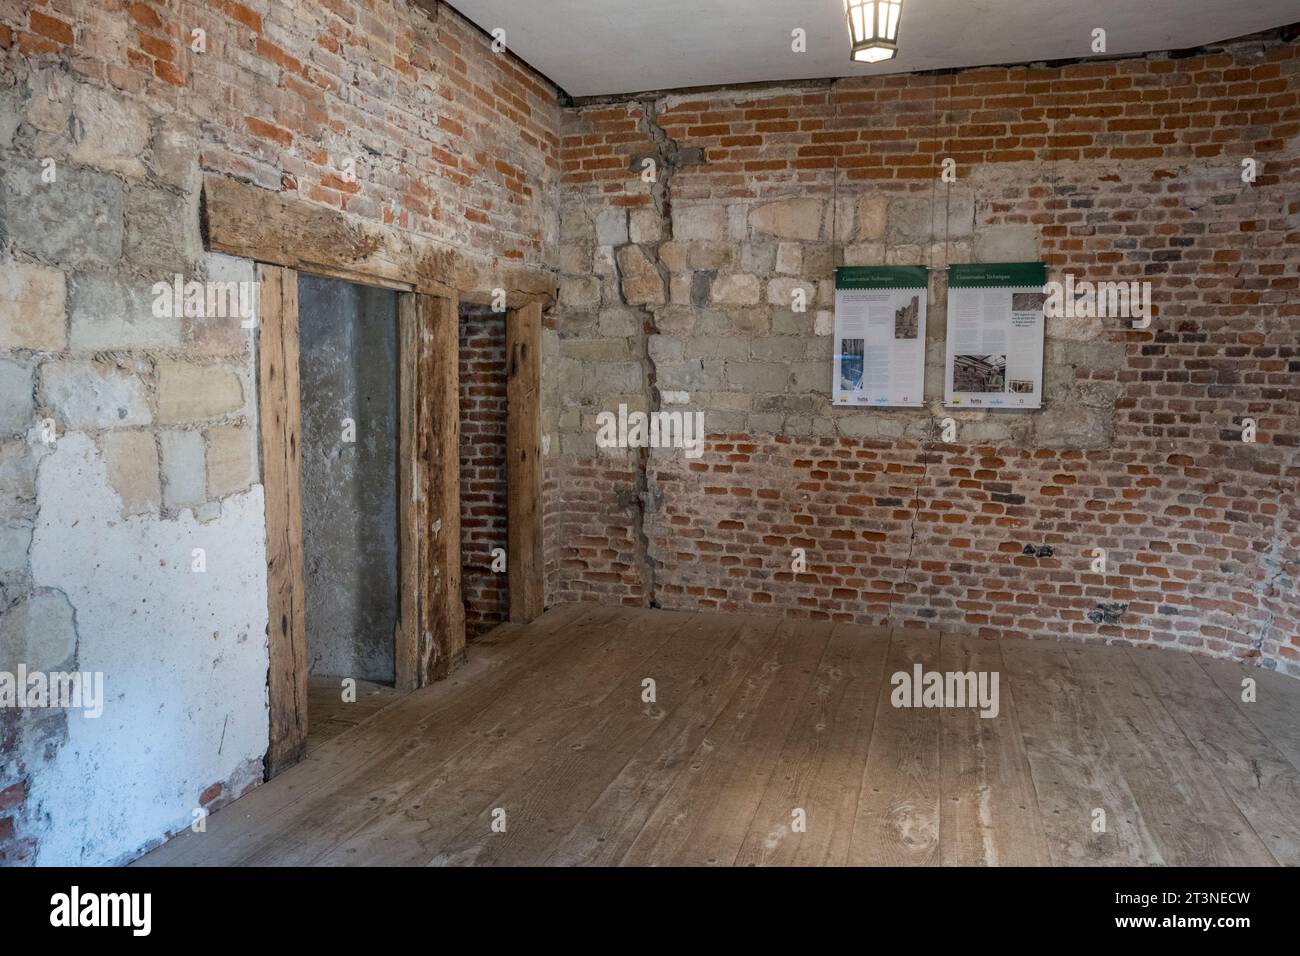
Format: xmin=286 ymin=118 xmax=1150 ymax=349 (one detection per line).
xmin=750 ymin=198 xmax=825 ymax=240
xmin=186 ymin=253 xmax=256 ymax=356
xmin=976 ymin=225 xmax=1039 ymax=263
xmin=657 ymin=360 xmax=710 ymax=390
xmin=620 ymin=273 xmax=665 ymax=306
xmin=775 ymin=243 xmax=802 ymax=275
xmin=151 ymin=114 xmax=200 ymax=193
xmin=1036 ymin=402 xmax=1113 ymax=449
xmin=0 ymin=590 xmax=77 ymax=673
xmin=595 ymin=209 xmax=628 ymax=245
xmin=654 ymin=307 xmax=696 ymax=336
xmin=160 ymin=429 xmax=205 ymax=510
xmin=559 ymin=242 xmax=591 ymax=275
xmin=156 ymin=362 xmax=244 ymax=424
xmin=749 ymin=336 xmax=803 ymax=362
xmin=70 ymin=82 xmax=151 ymax=178
xmin=670 ymin=274 xmax=693 ymax=305
xmin=710 ymin=274 xmax=760 ymax=307
xmin=559 ymin=276 xmax=600 ymax=309
xmin=0 ymin=261 xmax=67 ymax=351
xmin=729 ymin=309 xmax=769 ymax=336
xmin=0 ymin=84 xmax=20 ymax=150
xmin=686 ymin=241 xmax=734 ymax=272
xmin=0 ymin=359 xmax=34 ymax=435
xmin=889 ymin=197 xmax=932 ymax=241
xmin=725 ymin=361 xmax=789 ymax=391
xmin=843 ymin=241 xmax=885 ymax=266
xmin=100 ymin=430 xmax=160 ymax=515
xmin=740 ymin=242 xmax=776 ymax=274
xmin=125 ymin=185 xmax=202 ymax=270
xmin=2 ymin=164 xmax=124 ymax=268
xmin=616 ymin=244 xmax=656 ymax=278
xmin=42 ymin=360 xmax=151 ymax=429
xmin=0 ymin=442 xmax=36 ymax=518
xmin=560 ymin=206 xmax=594 ymax=243
xmin=588 ymin=361 xmax=643 ymax=392
xmin=857 ymin=193 xmax=889 ymax=240
xmin=789 ymin=361 xmax=828 ymax=391
xmin=598 ymin=308 xmax=642 ymax=338
xmin=647 ymin=335 xmax=684 ymax=364
xmin=767 ymin=277 xmax=815 ymax=308
xmin=628 ymin=208 xmax=662 ymax=244
xmin=0 ymin=521 xmax=32 ymax=576
xmin=206 ymin=425 xmax=254 ymax=498
xmin=657 ymin=241 xmax=688 ymax=273
xmin=69 ymin=273 xmax=181 ymax=350
xmin=23 ymin=67 xmax=73 ymax=134
xmin=673 ymin=205 xmax=727 ymax=241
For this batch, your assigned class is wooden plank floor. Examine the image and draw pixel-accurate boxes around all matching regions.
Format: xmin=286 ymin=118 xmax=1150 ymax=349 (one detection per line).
xmin=137 ymin=604 xmax=1300 ymax=867
xmin=306 ymin=676 xmax=404 ymax=754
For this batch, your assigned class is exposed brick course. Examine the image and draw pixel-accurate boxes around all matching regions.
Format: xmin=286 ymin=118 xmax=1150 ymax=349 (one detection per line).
xmin=545 ymin=31 xmax=1300 ymax=676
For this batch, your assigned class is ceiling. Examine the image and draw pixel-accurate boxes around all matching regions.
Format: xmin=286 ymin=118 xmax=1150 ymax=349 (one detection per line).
xmin=446 ymin=0 xmax=1300 ymax=98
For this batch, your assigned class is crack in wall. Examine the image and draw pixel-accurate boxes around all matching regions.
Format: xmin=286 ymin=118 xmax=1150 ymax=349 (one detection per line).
xmin=610 ymin=96 xmax=691 ymax=609
xmin=892 ymin=416 xmax=939 ymax=629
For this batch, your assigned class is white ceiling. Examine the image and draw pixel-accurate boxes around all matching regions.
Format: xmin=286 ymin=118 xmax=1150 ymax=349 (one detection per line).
xmin=447 ymin=0 xmax=1300 ymax=97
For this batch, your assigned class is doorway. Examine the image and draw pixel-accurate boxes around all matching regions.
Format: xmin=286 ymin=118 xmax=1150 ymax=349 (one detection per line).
xmin=297 ymin=274 xmax=402 ymax=747
xmin=458 ymin=303 xmax=510 ymax=637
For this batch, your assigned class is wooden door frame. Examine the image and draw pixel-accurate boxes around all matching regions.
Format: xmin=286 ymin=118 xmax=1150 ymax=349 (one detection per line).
xmin=206 ymin=176 xmax=551 ymax=777
xmin=258 ymin=266 xmax=450 ymax=774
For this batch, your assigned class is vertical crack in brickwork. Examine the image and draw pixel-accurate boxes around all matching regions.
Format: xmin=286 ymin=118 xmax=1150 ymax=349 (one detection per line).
xmin=614 ymin=97 xmax=683 ymax=608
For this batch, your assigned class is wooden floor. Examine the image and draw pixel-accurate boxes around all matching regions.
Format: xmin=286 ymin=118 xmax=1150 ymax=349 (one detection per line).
xmin=139 ymin=604 xmax=1300 ymax=866
xmin=307 ymin=676 xmax=404 ymax=754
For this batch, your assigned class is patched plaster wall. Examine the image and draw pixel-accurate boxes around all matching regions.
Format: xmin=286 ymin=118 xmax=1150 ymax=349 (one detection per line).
xmin=28 ymin=434 xmax=268 ymax=866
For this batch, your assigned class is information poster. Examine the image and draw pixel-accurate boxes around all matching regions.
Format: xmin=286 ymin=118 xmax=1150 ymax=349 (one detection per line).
xmin=833 ymin=265 xmax=928 ymax=407
xmin=944 ymin=262 xmax=1047 ymax=409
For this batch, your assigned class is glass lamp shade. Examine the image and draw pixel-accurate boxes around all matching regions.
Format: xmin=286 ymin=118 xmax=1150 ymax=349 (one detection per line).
xmin=845 ymin=0 xmax=902 ymax=63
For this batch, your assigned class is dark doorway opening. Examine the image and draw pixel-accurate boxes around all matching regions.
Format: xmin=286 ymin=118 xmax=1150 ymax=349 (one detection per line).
xmin=458 ymin=303 xmax=510 ymax=637
xmin=297 ymin=274 xmax=401 ymax=745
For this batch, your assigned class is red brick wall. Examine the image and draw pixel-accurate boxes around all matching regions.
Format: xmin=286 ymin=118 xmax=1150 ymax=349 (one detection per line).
xmin=459 ymin=307 xmax=509 ymax=635
xmin=546 ymin=32 xmax=1300 ymax=676
xmin=1 ymin=0 xmax=561 ymax=264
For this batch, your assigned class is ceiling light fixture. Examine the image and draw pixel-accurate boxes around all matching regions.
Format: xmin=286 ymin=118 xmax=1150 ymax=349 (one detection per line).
xmin=845 ymin=0 xmax=903 ymax=64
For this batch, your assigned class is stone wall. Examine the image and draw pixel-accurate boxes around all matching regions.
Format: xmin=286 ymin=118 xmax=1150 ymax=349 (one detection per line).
xmin=0 ymin=0 xmax=560 ymax=865
xmin=544 ymin=34 xmax=1300 ymax=674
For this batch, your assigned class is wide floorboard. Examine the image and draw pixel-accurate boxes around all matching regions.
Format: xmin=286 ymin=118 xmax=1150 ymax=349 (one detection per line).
xmin=138 ymin=604 xmax=1300 ymax=867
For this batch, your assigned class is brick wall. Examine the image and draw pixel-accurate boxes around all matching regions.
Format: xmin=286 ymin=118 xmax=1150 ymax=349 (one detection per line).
xmin=544 ymin=31 xmax=1300 ymax=675
xmin=459 ymin=306 xmax=508 ymax=635
xmin=0 ymin=0 xmax=560 ymax=865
